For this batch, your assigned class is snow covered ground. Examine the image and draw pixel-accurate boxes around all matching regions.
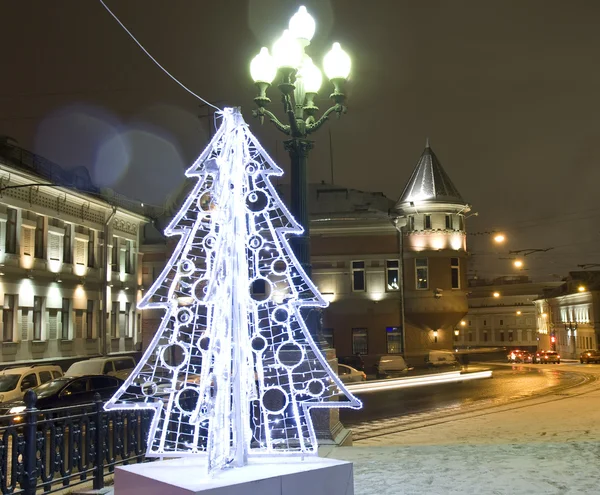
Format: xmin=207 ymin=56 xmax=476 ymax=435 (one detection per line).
xmin=322 ymin=362 xmax=600 ymax=495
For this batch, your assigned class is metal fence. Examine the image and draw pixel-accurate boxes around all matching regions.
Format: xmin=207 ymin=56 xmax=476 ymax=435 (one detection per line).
xmin=0 ymin=390 xmax=153 ymax=494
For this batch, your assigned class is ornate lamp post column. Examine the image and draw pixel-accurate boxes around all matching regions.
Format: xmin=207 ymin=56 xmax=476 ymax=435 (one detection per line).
xmin=249 ymin=6 xmax=351 ymax=348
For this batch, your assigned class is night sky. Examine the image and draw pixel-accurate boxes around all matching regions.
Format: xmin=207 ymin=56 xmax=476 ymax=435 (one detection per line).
xmin=2 ymin=0 xmax=600 ymax=282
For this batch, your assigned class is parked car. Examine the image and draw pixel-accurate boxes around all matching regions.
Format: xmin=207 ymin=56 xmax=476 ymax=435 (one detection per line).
xmin=425 ymin=350 xmax=460 ymax=368
xmin=375 ymin=355 xmax=411 ymax=379
xmin=0 ymin=365 xmax=63 ymax=404
xmin=337 ymin=364 xmax=366 ymax=384
xmin=507 ymin=350 xmax=533 ymax=363
xmin=535 ymin=350 xmax=560 ymax=364
xmin=65 ymin=356 xmax=136 ymax=378
xmin=338 ymin=355 xmax=365 ymax=371
xmin=0 ymin=375 xmax=123 ymax=416
xmin=580 ymin=350 xmax=600 ymax=364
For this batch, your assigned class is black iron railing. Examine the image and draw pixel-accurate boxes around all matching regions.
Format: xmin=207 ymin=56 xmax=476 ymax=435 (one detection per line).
xmin=0 ymin=390 xmax=153 ymax=494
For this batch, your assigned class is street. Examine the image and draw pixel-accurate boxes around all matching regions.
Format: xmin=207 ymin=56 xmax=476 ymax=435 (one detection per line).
xmin=341 ymin=363 xmax=589 ymax=441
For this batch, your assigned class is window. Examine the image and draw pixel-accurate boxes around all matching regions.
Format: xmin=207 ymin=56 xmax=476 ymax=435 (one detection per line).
xmin=386 ymin=260 xmax=400 ymax=291
xmin=386 ymin=327 xmax=403 ymax=354
xmin=3 ymin=294 xmax=15 ymax=342
xmin=424 ymin=215 xmax=431 ymax=229
xmin=88 ymin=230 xmax=95 ymax=267
xmin=509 ymin=331 xmax=514 ymax=342
xmin=125 ymin=302 xmax=132 ymax=337
xmin=103 ymin=362 xmax=114 ymax=374
xmin=415 ymin=258 xmax=428 ymax=290
xmin=114 ymin=358 xmax=134 ymax=372
xmin=34 ymin=215 xmax=44 ymax=259
xmin=451 ymin=257 xmax=460 ymax=289
xmin=112 ymin=237 xmax=119 ymax=272
xmin=469 ymin=320 xmax=472 ymax=326
xmin=500 ymin=332 xmax=505 ymax=342
xmin=86 ymin=300 xmax=94 ymax=338
xmin=125 ymin=240 xmax=133 ymax=274
xmin=91 ymin=376 xmax=119 ymax=390
xmin=322 ymin=328 xmax=334 ymax=348
xmin=352 ymin=261 xmax=365 ymax=291
xmin=63 ymin=224 xmax=72 ymax=264
xmin=408 ymin=216 xmax=415 ymax=230
xmin=61 ymin=298 xmax=70 ymax=340
xmin=75 ymin=310 xmax=84 ymax=338
xmin=458 ymin=216 xmax=464 ymax=230
xmin=51 ymin=370 xmax=62 ymax=379
xmin=468 ymin=332 xmax=473 ymax=342
xmin=33 ymin=296 xmax=42 ymax=340
xmin=5 ymin=208 xmax=17 ymax=254
xmin=20 ymin=374 xmax=38 ymax=391
xmin=352 ymin=328 xmax=368 ymax=355
xmin=445 ymin=215 xmax=453 ymax=229
xmin=500 ymin=319 xmax=504 ymax=326
xmin=111 ymin=301 xmax=118 ymax=337
xmin=62 ymin=379 xmax=87 ymax=396
xmin=483 ymin=331 xmax=488 ymax=342
xmin=39 ymin=371 xmax=52 ymax=384
xmin=484 ymin=319 xmax=487 ymax=326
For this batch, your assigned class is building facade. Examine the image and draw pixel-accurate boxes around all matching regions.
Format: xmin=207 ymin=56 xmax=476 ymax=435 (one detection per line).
xmin=390 ymin=142 xmax=471 ymax=358
xmin=0 ymin=140 xmax=147 ymax=366
xmin=461 ymin=276 xmax=561 ymax=351
xmin=535 ymin=272 xmax=600 ymax=359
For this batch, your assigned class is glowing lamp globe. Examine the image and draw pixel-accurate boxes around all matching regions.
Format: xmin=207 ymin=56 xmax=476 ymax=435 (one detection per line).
xmin=289 ymin=6 xmax=316 ymax=44
xmin=272 ymin=29 xmax=303 ymax=70
xmin=250 ymin=47 xmax=277 ymax=84
xmin=299 ymin=57 xmax=322 ymax=93
xmin=323 ymin=42 xmax=351 ymax=80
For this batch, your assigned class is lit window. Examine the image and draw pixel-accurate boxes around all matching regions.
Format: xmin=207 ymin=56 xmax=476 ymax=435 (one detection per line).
xmin=352 ymin=261 xmax=365 ymax=292
xmin=386 ymin=260 xmax=400 ymax=291
xmin=386 ymin=327 xmax=403 ymax=354
xmin=415 ymin=258 xmax=428 ymax=290
xmin=352 ymin=328 xmax=368 ymax=355
xmin=451 ymin=257 xmax=460 ymax=289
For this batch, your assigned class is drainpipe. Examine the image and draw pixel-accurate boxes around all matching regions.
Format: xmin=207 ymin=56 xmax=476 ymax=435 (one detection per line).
xmin=101 ymin=206 xmax=117 ymax=356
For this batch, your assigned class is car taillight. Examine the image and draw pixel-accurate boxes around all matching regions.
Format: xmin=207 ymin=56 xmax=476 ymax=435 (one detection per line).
xmin=557 ymin=355 xmax=560 ymax=359
xmin=362 ymin=373 xmax=367 ymax=379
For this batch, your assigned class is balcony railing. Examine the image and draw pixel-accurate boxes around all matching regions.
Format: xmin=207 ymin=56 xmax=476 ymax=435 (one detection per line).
xmin=0 ymin=390 xmax=153 ymax=494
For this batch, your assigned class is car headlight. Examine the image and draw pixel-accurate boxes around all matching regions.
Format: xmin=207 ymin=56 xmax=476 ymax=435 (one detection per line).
xmin=9 ymin=405 xmax=26 ymax=414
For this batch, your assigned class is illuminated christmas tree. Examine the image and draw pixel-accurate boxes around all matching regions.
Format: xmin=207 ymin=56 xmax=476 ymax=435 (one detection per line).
xmin=105 ymin=107 xmax=361 ymax=473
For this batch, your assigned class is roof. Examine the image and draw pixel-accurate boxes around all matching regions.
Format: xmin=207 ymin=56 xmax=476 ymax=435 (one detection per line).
xmin=395 ymin=141 xmax=466 ymax=207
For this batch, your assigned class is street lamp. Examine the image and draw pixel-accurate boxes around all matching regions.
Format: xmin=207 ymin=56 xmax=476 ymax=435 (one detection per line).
xmin=250 ymin=6 xmax=352 ymax=347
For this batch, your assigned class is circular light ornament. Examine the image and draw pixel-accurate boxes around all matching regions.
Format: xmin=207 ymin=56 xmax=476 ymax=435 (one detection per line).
xmin=272 ymin=29 xmax=303 ymax=70
xmin=289 ymin=6 xmax=316 ymax=45
xmin=299 ymin=56 xmax=322 ymax=93
xmin=323 ymin=42 xmax=351 ymax=80
xmin=250 ymin=47 xmax=277 ymax=84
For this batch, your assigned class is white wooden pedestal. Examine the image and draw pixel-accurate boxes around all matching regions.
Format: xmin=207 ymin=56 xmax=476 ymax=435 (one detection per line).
xmin=114 ymin=456 xmax=354 ymax=495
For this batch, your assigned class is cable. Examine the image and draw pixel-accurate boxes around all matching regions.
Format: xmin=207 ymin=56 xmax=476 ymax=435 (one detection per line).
xmin=98 ymin=0 xmax=222 ymax=112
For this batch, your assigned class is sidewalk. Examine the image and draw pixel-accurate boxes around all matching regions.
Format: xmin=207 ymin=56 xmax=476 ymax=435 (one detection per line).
xmin=322 ymin=363 xmax=600 ymax=494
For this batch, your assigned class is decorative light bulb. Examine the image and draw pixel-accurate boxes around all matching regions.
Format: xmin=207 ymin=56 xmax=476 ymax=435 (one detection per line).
xmin=272 ymin=29 xmax=303 ymax=70
xmin=250 ymin=47 xmax=277 ymax=84
xmin=289 ymin=6 xmax=315 ymax=44
xmin=323 ymin=42 xmax=351 ymax=80
xmin=299 ymin=57 xmax=322 ymax=93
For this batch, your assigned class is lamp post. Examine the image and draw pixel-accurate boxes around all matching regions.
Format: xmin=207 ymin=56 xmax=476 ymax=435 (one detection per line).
xmin=249 ymin=6 xmax=351 ymax=347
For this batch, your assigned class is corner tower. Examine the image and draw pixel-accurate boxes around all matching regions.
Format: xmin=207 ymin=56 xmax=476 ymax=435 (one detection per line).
xmin=391 ymin=141 xmax=471 ymax=355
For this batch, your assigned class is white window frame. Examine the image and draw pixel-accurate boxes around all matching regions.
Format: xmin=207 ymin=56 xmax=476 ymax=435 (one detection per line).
xmin=386 ymin=260 xmax=400 ymax=291
xmin=415 ymin=258 xmax=428 ymax=290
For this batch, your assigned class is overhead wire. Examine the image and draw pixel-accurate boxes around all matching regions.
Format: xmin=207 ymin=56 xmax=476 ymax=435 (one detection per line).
xmin=98 ymin=0 xmax=222 ymax=113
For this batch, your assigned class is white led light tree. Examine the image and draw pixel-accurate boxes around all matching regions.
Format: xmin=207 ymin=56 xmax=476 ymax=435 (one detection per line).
xmin=105 ymin=107 xmax=361 ymax=473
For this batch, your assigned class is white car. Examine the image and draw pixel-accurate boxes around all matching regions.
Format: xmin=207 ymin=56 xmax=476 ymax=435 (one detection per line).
xmin=0 ymin=365 xmax=63 ymax=403
xmin=65 ymin=356 xmax=136 ymax=378
xmin=338 ymin=364 xmax=366 ymax=383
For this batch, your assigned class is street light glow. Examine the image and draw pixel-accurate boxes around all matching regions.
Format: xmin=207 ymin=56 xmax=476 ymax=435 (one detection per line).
xmin=513 ymin=259 xmax=523 ymax=268
xmin=299 ymin=56 xmax=323 ymax=93
xmin=494 ymin=234 xmax=505 ymax=243
xmin=460 ymin=320 xmax=466 ymax=326
xmin=272 ymin=29 xmax=303 ymax=69
xmin=578 ymin=285 xmax=586 ymax=292
xmin=289 ymin=6 xmax=316 ymax=44
xmin=516 ymin=310 xmax=522 ymax=315
xmin=493 ymin=292 xmax=500 ymax=298
xmin=250 ymin=47 xmax=277 ymax=84
xmin=323 ymin=42 xmax=352 ymax=80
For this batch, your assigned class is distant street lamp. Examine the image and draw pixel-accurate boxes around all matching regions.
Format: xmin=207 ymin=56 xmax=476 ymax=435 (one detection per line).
xmin=494 ymin=234 xmax=506 ymax=243
xmin=493 ymin=292 xmax=500 ymax=298
xmin=513 ymin=259 xmax=524 ymax=268
xmin=249 ymin=6 xmax=352 ymax=347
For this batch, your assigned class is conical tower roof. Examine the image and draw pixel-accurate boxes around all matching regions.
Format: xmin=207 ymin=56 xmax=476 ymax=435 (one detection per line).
xmin=395 ymin=141 xmax=465 ymax=207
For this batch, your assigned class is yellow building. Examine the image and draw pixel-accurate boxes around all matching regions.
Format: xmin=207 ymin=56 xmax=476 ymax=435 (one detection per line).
xmin=0 ymin=139 xmax=147 ymax=366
